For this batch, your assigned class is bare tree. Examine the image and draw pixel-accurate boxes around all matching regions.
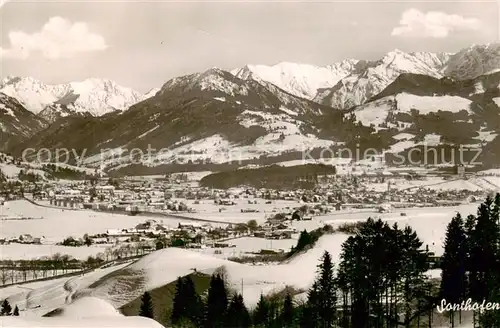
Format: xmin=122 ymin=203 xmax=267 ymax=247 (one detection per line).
xmin=0 ymin=265 xmax=12 ymax=285
xmin=19 ymin=260 xmax=29 ymax=282
xmin=30 ymin=259 xmax=39 ymax=280
xmin=51 ymin=253 xmax=62 ymax=276
xmin=104 ymin=248 xmax=112 ymax=261
xmin=60 ymin=254 xmax=73 ymax=274
xmin=40 ymin=256 xmax=50 ymax=278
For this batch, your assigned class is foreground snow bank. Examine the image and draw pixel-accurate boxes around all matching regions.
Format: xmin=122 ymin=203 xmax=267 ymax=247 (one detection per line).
xmin=0 ymin=297 xmax=166 ymax=328
xmin=49 ymin=297 xmax=121 ymax=318
xmin=0 ymin=316 xmax=165 ymax=327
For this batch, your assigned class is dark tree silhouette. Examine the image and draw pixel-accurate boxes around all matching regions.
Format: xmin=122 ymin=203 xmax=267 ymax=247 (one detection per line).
xmin=252 ymin=294 xmax=270 ymax=327
xmin=225 ymin=294 xmax=251 ymax=328
xmin=204 ymin=274 xmax=228 ymax=328
xmin=138 ymin=292 xmax=154 ymax=319
xmin=1 ymin=299 xmax=12 ymax=316
xmin=440 ymin=213 xmax=467 ymax=327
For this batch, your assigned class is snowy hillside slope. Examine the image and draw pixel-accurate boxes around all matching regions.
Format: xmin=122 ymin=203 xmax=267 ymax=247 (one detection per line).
xmin=2 ymin=263 xmax=131 ymax=317
xmin=74 ymin=234 xmax=350 ymax=308
xmin=354 ymin=93 xmax=472 ymax=127
xmin=349 ymin=71 xmax=500 ymax=157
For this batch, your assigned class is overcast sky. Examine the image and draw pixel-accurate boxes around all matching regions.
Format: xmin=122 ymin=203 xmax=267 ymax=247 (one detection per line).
xmin=1 ymin=0 xmax=498 ymax=92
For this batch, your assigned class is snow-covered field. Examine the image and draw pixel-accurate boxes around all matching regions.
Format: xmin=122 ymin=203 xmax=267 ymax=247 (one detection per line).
xmin=0 ymin=200 xmax=199 ymax=243
xmin=188 ymin=202 xmax=482 ymax=258
xmin=179 ymin=198 xmax=301 ymax=224
xmin=365 ymin=176 xmax=499 ymax=192
xmin=394 ymin=93 xmax=472 ymax=114
xmin=191 ymin=236 xmax=298 ymax=260
xmin=355 ymin=93 xmax=472 ymax=129
xmin=0 ymin=163 xmax=46 ymax=179
xmin=0 ymin=244 xmax=109 ymax=261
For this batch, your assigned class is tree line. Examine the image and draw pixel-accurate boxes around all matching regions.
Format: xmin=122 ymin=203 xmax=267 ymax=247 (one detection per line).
xmin=439 ymin=194 xmax=500 ymax=327
xmin=0 ymin=253 xmax=105 ymax=286
xmin=136 ymin=194 xmax=500 ymax=328
xmin=0 ymin=241 xmax=156 ymax=286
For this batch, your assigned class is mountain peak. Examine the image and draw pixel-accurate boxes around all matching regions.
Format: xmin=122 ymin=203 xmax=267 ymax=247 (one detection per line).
xmin=0 ymin=76 xmax=146 ymax=116
xmin=200 ymin=67 xmax=226 ymax=78
xmin=444 ymin=43 xmax=500 ymax=80
xmin=159 ymin=68 xmax=248 ymax=97
xmin=232 ymin=60 xmax=358 ymax=99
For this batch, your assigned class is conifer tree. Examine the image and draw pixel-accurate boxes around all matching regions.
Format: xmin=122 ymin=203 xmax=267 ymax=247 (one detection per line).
xmin=13 ymin=305 xmax=19 ymax=316
xmin=440 ymin=213 xmax=467 ymax=327
xmin=171 ymin=277 xmax=185 ymax=325
xmin=282 ymin=292 xmax=295 ymax=327
xmin=337 ymin=218 xmax=430 ymax=328
xmin=204 ymin=274 xmax=228 ymax=328
xmin=253 ymin=294 xmax=270 ymax=327
xmin=171 ymin=276 xmax=203 ymax=326
xmin=139 ymin=291 xmax=154 ymax=319
xmin=476 ymin=194 xmax=500 ymax=327
xmin=225 ymin=294 xmax=251 ymax=328
xmin=291 ymin=230 xmax=313 ymax=255
xmin=316 ymin=251 xmax=336 ymax=328
xmin=399 ymin=226 xmax=429 ymax=328
xmin=183 ymin=276 xmax=204 ymax=326
xmin=337 ymin=236 xmax=355 ymax=328
xmin=300 ymin=282 xmax=320 ymax=328
xmin=468 ymin=198 xmax=498 ymax=302
xmin=1 ymin=299 xmax=12 ymax=316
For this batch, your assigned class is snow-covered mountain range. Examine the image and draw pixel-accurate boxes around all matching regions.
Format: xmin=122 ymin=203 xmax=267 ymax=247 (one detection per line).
xmin=2 ymin=43 xmax=500 ymax=173
xmin=231 ymin=43 xmax=500 ymax=109
xmin=231 ymin=60 xmax=360 ymax=100
xmin=313 ymin=50 xmax=451 ymax=109
xmin=0 ymin=77 xmax=149 ymax=120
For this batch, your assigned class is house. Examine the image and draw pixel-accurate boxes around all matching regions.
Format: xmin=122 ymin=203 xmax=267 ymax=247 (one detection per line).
xmin=96 ymin=185 xmax=115 ymax=195
xmin=267 ymin=215 xmax=285 ymax=225
xmin=216 ymin=199 xmax=236 ymax=206
xmin=18 ymin=234 xmax=34 ymax=244
xmin=274 ymin=223 xmax=289 ymax=230
xmin=178 ymin=222 xmax=203 ymax=229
